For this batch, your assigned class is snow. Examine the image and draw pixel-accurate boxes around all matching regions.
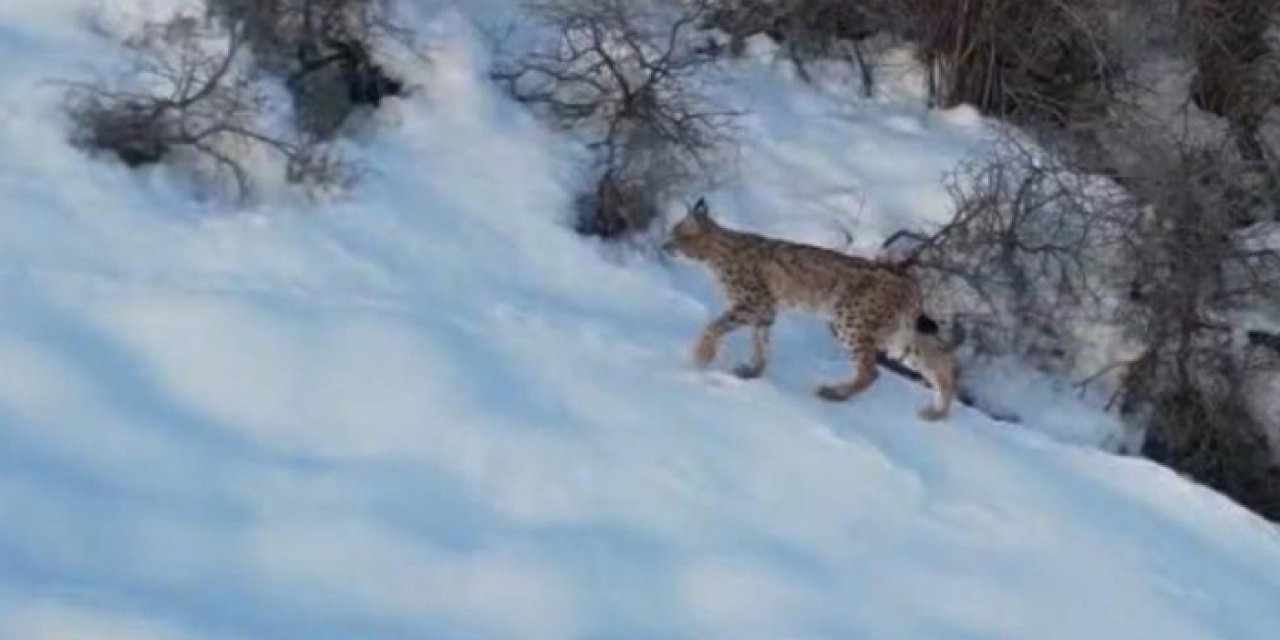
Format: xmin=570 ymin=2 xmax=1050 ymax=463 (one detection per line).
xmin=1 ymin=2 xmax=1279 ymax=639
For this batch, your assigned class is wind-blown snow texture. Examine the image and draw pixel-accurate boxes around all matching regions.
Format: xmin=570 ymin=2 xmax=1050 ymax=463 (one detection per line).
xmin=1 ymin=1 xmax=1279 ymax=638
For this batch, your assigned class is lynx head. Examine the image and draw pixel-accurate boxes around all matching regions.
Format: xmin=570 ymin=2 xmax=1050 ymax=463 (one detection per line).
xmin=664 ymin=198 xmax=719 ymax=259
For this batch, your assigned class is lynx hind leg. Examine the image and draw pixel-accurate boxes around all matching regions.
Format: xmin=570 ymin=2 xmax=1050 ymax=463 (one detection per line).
xmin=911 ymin=332 xmax=957 ymax=421
xmin=817 ymin=309 xmax=882 ymax=402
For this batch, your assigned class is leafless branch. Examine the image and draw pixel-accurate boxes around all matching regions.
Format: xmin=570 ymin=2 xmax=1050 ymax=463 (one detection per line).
xmin=494 ymin=0 xmax=740 ymax=239
xmin=65 ymin=12 xmax=357 ymax=200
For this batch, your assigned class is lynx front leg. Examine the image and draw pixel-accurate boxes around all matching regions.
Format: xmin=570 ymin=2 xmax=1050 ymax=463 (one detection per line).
xmin=692 ymin=307 xmax=752 ymax=369
xmin=733 ymin=321 xmax=773 ymax=379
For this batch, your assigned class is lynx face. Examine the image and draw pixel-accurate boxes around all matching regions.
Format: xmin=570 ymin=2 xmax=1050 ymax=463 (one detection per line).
xmin=663 ymin=199 xmax=717 ymax=260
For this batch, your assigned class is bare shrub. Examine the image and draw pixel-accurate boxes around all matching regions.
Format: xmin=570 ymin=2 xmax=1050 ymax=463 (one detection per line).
xmin=208 ymin=0 xmax=408 ymax=137
xmin=65 ymin=13 xmax=354 ymax=199
xmin=573 ymin=170 xmax=664 ymax=239
xmin=705 ymin=0 xmax=885 ymax=52
xmin=890 ymin=125 xmax=1280 ymax=518
xmin=1183 ymin=1 xmax=1279 ymax=144
xmin=493 ymin=0 xmax=738 ymax=239
xmin=1178 ymin=0 xmax=1280 ymax=221
xmin=887 ymin=136 xmax=1136 ymax=368
xmin=704 ymin=1 xmax=1152 ymax=119
xmin=1115 ymin=137 xmax=1280 ymax=519
xmin=1139 ymin=382 xmax=1280 ymax=518
xmin=891 ymin=0 xmax=1123 ymax=129
xmin=700 ymin=0 xmax=897 ymax=91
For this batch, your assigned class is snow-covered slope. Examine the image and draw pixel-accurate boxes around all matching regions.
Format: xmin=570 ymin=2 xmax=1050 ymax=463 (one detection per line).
xmin=1 ymin=2 xmax=1279 ymax=639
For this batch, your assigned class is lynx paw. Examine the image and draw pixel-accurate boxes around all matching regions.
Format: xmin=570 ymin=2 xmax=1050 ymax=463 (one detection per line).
xmin=693 ymin=339 xmax=717 ymax=369
xmin=917 ymin=406 xmax=947 ymax=421
xmin=816 ymin=384 xmax=854 ymax=402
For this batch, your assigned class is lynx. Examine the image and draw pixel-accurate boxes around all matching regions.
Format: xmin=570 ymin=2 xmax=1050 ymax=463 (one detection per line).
xmin=664 ymin=198 xmax=957 ymax=420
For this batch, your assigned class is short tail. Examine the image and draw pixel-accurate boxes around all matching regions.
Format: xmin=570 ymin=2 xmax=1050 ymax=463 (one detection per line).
xmin=914 ymin=314 xmax=940 ymax=335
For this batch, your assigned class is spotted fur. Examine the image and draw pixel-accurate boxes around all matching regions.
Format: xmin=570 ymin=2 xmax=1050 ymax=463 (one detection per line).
xmin=665 ymin=198 xmax=957 ymax=420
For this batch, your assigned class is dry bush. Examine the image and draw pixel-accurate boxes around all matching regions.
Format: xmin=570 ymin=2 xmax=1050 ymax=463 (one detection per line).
xmin=892 ymin=127 xmax=1280 ymax=518
xmin=1178 ymin=0 xmax=1280 ymax=222
xmin=887 ymin=136 xmax=1136 ymax=367
xmin=1115 ymin=138 xmax=1280 ymax=519
xmin=493 ymin=0 xmax=737 ymax=239
xmin=208 ymin=0 xmax=408 ymax=137
xmin=66 ymin=13 xmax=354 ymax=199
xmin=1183 ymin=1 xmax=1279 ymax=138
xmin=893 ymin=0 xmax=1122 ymax=129
xmin=1139 ymin=384 xmax=1280 ymax=519
xmin=700 ymin=0 xmax=899 ymax=92
xmin=573 ymin=171 xmax=662 ymax=239
xmin=705 ymin=1 xmax=1137 ymax=130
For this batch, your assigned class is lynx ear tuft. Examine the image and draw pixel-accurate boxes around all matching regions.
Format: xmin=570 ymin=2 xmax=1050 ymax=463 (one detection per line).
xmin=691 ymin=197 xmax=710 ymax=221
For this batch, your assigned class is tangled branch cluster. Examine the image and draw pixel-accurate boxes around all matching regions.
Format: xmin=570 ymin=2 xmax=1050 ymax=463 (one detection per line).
xmin=494 ymin=0 xmax=738 ymax=239
xmin=66 ymin=14 xmax=354 ymax=198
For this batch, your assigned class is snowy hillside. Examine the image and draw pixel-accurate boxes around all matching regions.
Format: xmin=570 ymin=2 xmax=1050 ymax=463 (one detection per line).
xmin=1 ymin=1 xmax=1279 ymax=639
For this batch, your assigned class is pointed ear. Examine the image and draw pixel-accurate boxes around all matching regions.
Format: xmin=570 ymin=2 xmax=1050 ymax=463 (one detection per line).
xmin=691 ymin=198 xmax=710 ymax=222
